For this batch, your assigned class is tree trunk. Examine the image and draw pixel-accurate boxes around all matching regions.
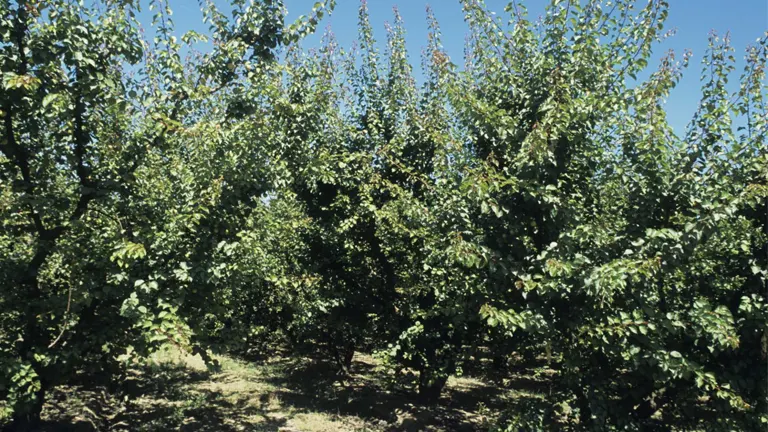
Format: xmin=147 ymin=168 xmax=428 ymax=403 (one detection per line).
xmin=492 ymin=353 xmax=508 ymax=372
xmin=576 ymin=389 xmax=593 ymax=428
xmin=417 ymin=369 xmax=448 ymax=404
xmin=6 ymin=387 xmax=46 ymax=432
xmin=343 ymin=345 xmax=355 ymax=369
xmin=334 ymin=342 xmax=355 ymax=374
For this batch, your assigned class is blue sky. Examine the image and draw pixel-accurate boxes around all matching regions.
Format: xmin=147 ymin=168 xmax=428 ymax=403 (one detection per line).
xmin=162 ymin=0 xmax=766 ymax=133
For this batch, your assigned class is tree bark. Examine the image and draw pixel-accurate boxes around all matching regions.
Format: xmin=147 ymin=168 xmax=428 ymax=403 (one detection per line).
xmin=6 ymin=386 xmax=46 ymax=432
xmin=417 ymin=368 xmax=449 ymax=404
xmin=334 ymin=342 xmax=355 ymax=374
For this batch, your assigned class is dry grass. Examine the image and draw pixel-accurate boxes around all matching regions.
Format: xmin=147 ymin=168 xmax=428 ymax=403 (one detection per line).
xmin=33 ymin=347 xmax=544 ymax=431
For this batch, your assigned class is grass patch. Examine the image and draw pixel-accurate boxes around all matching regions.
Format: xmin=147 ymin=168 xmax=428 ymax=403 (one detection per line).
xmin=34 ymin=347 xmax=546 ymax=431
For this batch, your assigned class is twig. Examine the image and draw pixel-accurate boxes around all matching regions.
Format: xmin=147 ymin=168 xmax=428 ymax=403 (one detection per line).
xmin=48 ymin=284 xmax=74 ymax=348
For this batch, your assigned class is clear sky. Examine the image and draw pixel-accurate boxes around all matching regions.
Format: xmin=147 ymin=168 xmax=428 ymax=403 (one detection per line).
xmin=163 ymin=0 xmax=767 ymax=133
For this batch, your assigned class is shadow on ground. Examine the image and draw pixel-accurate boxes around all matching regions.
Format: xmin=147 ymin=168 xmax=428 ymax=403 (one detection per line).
xmin=36 ymin=351 xmax=547 ymax=431
xmin=41 ymin=362 xmax=289 ymax=431
xmin=258 ymin=353 xmax=544 ymax=432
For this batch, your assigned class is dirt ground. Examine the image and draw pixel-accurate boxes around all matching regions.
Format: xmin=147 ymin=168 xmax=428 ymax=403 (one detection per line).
xmin=32 ymin=348 xmax=550 ymax=431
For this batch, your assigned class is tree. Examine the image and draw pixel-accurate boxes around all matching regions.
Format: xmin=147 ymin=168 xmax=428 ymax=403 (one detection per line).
xmin=2 ymin=0 xmax=764 ymax=429
xmin=0 ymin=0 xmax=334 ymax=428
xmin=1 ymin=1 xmax=143 ymax=426
xmin=459 ymin=0 xmax=767 ymax=429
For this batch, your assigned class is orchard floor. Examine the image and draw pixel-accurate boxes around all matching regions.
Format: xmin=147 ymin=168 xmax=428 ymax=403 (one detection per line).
xmin=34 ymin=348 xmax=552 ymax=431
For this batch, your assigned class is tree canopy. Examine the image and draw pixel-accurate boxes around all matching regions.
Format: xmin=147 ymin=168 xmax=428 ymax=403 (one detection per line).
xmin=1 ymin=0 xmax=766 ymax=430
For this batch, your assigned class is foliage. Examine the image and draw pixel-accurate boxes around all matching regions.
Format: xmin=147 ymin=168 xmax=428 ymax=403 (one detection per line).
xmin=458 ymin=1 xmax=767 ymax=429
xmin=0 ymin=0 xmax=334 ymax=428
xmin=1 ymin=0 xmax=765 ymax=430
